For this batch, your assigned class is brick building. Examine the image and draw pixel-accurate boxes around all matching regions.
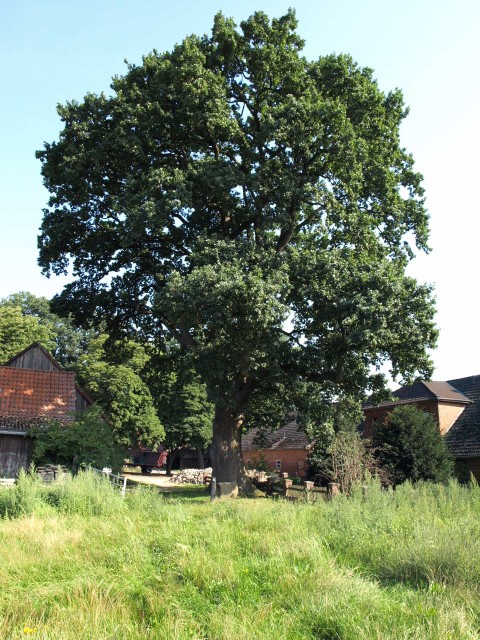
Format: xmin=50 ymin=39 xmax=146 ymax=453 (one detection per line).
xmin=364 ymin=377 xmax=480 ymax=479
xmin=242 ymin=419 xmax=310 ymax=477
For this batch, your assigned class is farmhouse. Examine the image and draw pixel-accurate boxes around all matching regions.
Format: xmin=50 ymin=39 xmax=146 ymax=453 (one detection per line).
xmin=242 ymin=419 xmax=310 ymax=477
xmin=0 ymin=343 xmax=92 ymax=477
xmin=243 ymin=375 xmax=480 ymax=481
xmin=364 ymin=376 xmax=480 ymax=479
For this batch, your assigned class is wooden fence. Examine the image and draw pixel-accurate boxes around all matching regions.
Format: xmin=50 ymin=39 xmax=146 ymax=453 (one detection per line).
xmin=90 ymin=467 xmax=128 ymax=498
xmin=257 ymin=475 xmax=339 ymax=500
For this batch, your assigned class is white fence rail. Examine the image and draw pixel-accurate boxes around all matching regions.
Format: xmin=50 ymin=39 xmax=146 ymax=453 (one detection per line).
xmin=90 ymin=467 xmax=128 ymax=498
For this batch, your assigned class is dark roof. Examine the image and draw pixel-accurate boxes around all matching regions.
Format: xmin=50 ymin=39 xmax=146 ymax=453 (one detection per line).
xmin=445 ymin=375 xmax=480 ymax=458
xmin=0 ymin=416 xmax=52 ymax=432
xmin=365 ymin=379 xmax=471 ymax=408
xmin=243 ymin=420 xmax=310 ymax=451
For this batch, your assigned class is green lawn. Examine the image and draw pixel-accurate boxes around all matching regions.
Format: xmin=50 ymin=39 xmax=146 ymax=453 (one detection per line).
xmin=1 ymin=471 xmax=479 ymax=639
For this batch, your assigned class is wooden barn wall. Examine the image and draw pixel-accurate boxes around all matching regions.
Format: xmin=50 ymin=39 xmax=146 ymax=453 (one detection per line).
xmin=0 ymin=434 xmax=33 ymax=477
xmin=75 ymin=390 xmax=91 ymax=412
xmin=6 ymin=347 xmax=58 ymax=371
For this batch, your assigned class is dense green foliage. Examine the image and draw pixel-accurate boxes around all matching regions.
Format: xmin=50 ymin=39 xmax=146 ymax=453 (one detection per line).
xmin=29 ymin=407 xmax=126 ymax=472
xmin=147 ymin=353 xmax=213 ymax=461
xmin=372 ymin=405 xmax=454 ymax=484
xmin=37 ymin=11 xmax=437 ymax=483
xmin=0 ymin=303 xmax=55 ymax=363
xmin=1 ymin=473 xmax=480 ymax=638
xmin=75 ymin=335 xmax=164 ymax=448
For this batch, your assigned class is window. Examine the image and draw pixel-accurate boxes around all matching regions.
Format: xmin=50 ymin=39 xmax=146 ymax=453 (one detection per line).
xmin=275 ymin=460 xmax=282 ymax=471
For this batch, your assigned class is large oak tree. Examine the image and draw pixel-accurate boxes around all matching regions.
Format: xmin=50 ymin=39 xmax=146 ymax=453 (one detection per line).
xmin=37 ymin=11 xmax=437 ymax=491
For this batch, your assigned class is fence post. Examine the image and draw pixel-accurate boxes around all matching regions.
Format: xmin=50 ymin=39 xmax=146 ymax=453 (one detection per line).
xmin=327 ymin=482 xmax=340 ymax=499
xmin=121 ymin=476 xmax=127 ymax=498
xmin=210 ymin=476 xmax=216 ymax=502
xmin=283 ymin=478 xmax=293 ymax=497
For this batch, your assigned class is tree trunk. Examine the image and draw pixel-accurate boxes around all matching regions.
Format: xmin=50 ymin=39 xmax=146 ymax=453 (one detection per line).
xmin=196 ymin=447 xmax=205 ymax=469
xmin=166 ymin=452 xmax=175 ymax=476
xmin=211 ymin=405 xmax=245 ymax=492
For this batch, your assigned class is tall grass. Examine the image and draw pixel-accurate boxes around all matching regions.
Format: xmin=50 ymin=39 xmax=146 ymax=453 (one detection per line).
xmin=0 ymin=468 xmax=127 ymax=518
xmin=1 ymin=472 xmax=480 ymax=639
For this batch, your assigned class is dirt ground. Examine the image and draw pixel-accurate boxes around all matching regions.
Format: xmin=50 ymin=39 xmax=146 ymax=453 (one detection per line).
xmin=122 ymin=470 xmax=175 ymax=488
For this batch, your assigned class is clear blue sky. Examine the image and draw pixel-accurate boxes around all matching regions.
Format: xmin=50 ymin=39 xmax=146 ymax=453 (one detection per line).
xmin=1 ymin=0 xmax=479 ymax=380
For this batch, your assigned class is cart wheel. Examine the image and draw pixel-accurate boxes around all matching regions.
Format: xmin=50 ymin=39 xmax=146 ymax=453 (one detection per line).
xmin=145 ymin=467 xmax=153 ymax=474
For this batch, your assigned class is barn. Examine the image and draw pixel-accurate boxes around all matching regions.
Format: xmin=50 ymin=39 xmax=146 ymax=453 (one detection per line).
xmin=0 ymin=343 xmax=92 ymax=477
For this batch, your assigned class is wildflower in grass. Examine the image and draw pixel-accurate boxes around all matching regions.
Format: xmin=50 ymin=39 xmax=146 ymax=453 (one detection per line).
xmin=23 ymin=627 xmax=37 ymax=634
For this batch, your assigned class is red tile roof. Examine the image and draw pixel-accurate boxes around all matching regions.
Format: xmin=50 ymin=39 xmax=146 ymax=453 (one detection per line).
xmin=0 ymin=366 xmax=77 ymax=424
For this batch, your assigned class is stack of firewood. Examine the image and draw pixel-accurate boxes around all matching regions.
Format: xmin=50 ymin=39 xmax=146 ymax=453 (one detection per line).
xmin=169 ymin=468 xmax=213 ymax=485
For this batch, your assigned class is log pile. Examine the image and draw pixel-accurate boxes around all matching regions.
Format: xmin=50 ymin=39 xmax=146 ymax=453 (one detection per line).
xmin=37 ymin=465 xmax=70 ymax=483
xmin=244 ymin=469 xmax=270 ymax=484
xmin=169 ymin=468 xmax=213 ymax=485
xmin=169 ymin=468 xmax=270 ymax=486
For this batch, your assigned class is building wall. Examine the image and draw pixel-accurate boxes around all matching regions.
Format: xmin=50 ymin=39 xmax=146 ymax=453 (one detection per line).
xmin=6 ymin=345 xmax=58 ymax=371
xmin=75 ymin=390 xmax=92 ymax=412
xmin=0 ymin=433 xmax=33 ymax=477
xmin=364 ymin=400 xmax=467 ymax=438
xmin=363 ymin=400 xmax=439 ymax=438
xmin=437 ymin=402 xmax=467 ymax=435
xmin=242 ymin=449 xmax=308 ymax=477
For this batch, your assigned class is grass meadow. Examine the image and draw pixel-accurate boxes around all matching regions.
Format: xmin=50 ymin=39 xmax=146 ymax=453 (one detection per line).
xmin=1 ymin=471 xmax=480 ymax=639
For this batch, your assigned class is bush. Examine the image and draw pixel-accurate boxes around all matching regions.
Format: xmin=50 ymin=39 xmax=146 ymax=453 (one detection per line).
xmin=372 ymin=404 xmax=453 ymax=484
xmin=30 ymin=406 xmax=126 ymax=473
xmin=308 ymin=430 xmax=373 ymax=493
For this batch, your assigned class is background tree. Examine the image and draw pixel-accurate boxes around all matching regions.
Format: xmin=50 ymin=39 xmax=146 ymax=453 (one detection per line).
xmin=305 ymin=397 xmax=370 ymax=491
xmin=0 ymin=292 xmax=97 ymax=367
xmin=372 ymin=404 xmax=453 ymax=484
xmin=75 ymin=335 xmax=165 ymax=448
xmin=147 ymin=352 xmax=213 ymax=470
xmin=37 ymin=11 xmax=437 ymax=491
xmin=0 ymin=304 xmax=56 ymax=363
xmin=316 ymin=431 xmax=369 ymax=494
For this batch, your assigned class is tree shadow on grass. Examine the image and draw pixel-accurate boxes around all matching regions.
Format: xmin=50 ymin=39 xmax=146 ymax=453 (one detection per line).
xmin=158 ymin=484 xmax=210 ymax=502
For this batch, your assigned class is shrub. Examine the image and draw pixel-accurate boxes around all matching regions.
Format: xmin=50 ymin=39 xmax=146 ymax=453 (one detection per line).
xmin=372 ymin=404 xmax=453 ymax=484
xmin=309 ymin=430 xmax=373 ymax=493
xmin=30 ymin=406 xmax=126 ymax=473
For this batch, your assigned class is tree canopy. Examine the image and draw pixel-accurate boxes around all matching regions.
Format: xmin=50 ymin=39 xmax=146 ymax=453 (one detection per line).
xmin=37 ymin=11 xmax=437 ymax=489
xmin=146 ymin=352 xmax=213 ymax=466
xmin=0 ymin=302 xmax=56 ymax=363
xmin=75 ymin=334 xmax=165 ymax=448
